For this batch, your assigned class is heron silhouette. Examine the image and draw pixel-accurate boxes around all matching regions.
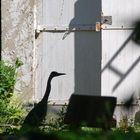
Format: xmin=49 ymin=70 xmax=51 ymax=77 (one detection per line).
xmin=22 ymin=71 xmax=66 ymax=127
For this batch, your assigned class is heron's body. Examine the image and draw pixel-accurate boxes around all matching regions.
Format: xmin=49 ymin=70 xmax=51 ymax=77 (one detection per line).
xmin=22 ymin=71 xmax=65 ymax=127
xmin=23 ymin=100 xmax=47 ymax=126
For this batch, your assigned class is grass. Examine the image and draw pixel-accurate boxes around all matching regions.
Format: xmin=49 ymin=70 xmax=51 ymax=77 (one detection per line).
xmin=14 ymin=127 xmax=140 ymax=140
xmin=1 ymin=124 xmax=140 ymax=140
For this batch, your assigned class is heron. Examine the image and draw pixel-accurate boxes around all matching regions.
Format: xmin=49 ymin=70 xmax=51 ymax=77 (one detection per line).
xmin=22 ymin=71 xmax=66 ymax=127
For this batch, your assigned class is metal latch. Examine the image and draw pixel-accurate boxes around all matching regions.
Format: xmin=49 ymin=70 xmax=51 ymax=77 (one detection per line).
xmin=36 ymin=24 xmax=101 ymax=32
xmin=35 ymin=23 xmax=101 ymax=39
xmin=101 ymin=16 xmax=112 ymax=25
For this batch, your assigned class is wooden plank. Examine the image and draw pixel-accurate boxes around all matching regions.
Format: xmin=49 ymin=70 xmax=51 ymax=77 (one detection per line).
xmin=102 ymin=0 xmax=140 ymax=28
xmin=36 ymin=0 xmax=101 ymax=101
xmin=102 ymin=30 xmax=140 ymax=103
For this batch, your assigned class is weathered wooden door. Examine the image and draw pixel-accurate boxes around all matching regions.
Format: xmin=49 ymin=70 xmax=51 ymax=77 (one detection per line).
xmin=35 ymin=0 xmax=101 ymax=103
xmin=101 ymin=0 xmax=140 ymax=103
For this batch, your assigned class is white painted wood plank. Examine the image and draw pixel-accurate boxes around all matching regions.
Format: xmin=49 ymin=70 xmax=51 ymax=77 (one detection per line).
xmin=42 ymin=0 xmax=101 ymax=25
xmin=38 ymin=32 xmax=75 ymax=101
xmin=42 ymin=0 xmax=75 ymax=25
xmin=36 ymin=0 xmax=102 ymax=101
xmin=102 ymin=0 xmax=140 ymax=28
xmin=102 ymin=30 xmax=140 ymax=103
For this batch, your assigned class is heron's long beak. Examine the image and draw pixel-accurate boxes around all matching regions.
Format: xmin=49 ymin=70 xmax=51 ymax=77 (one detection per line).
xmin=58 ymin=73 xmax=66 ymax=76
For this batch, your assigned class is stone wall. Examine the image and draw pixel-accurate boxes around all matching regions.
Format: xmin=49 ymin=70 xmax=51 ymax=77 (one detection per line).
xmin=2 ymin=0 xmax=35 ymax=103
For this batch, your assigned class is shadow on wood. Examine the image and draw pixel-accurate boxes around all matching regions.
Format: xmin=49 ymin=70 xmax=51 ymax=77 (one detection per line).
xmin=64 ymin=94 xmax=117 ymax=130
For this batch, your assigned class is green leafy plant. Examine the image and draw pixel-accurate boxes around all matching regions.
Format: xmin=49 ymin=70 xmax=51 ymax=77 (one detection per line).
xmin=0 ymin=61 xmax=16 ymax=98
xmin=41 ymin=105 xmax=68 ymax=132
xmin=0 ymin=59 xmax=25 ymax=134
xmin=0 ymin=58 xmax=23 ymax=97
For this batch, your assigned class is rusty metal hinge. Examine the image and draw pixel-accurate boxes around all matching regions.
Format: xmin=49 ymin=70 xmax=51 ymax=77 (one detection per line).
xmin=95 ymin=22 xmax=101 ymax=31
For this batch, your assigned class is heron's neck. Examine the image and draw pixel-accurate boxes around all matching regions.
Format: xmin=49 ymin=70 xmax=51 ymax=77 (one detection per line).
xmin=42 ymin=76 xmax=53 ymax=101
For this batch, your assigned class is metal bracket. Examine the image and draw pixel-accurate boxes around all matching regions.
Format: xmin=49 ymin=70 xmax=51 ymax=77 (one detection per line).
xmin=101 ymin=16 xmax=112 ymax=25
xmin=36 ymin=24 xmax=101 ymax=32
xmin=35 ymin=23 xmax=101 ymax=38
xmin=95 ymin=22 xmax=101 ymax=31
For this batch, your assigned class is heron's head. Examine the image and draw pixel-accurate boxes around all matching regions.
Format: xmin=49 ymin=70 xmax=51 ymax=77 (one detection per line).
xmin=50 ymin=71 xmax=66 ymax=78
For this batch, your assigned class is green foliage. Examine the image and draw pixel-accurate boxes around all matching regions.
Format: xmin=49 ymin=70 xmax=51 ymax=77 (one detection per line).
xmin=134 ymin=123 xmax=140 ymax=132
xmin=0 ymin=59 xmax=25 ymax=134
xmin=0 ymin=93 xmax=26 ymax=124
xmin=54 ymin=130 xmax=140 ymax=140
xmin=41 ymin=105 xmax=68 ymax=132
xmin=0 ymin=61 xmax=16 ymax=98
xmin=0 ymin=58 xmax=23 ymax=98
xmin=17 ymin=128 xmax=140 ymax=140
